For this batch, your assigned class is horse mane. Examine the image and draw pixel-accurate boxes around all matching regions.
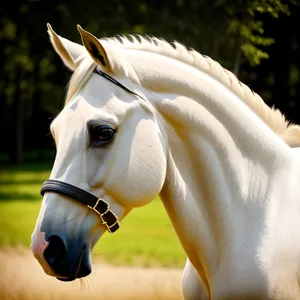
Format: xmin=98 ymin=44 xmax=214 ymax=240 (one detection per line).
xmin=67 ymin=34 xmax=300 ymax=146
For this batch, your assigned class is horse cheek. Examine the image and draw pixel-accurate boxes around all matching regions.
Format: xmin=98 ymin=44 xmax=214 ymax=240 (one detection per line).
xmin=105 ymin=119 xmax=167 ymax=207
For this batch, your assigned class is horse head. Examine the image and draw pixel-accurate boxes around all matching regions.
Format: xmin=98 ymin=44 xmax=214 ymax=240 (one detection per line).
xmin=31 ymin=24 xmax=167 ymax=281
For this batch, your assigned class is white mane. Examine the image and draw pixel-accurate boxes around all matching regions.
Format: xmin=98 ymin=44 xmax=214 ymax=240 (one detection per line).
xmin=67 ymin=34 xmax=300 ymax=146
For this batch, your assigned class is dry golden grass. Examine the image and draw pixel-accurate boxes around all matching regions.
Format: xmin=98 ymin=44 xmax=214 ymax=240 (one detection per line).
xmin=0 ymin=248 xmax=183 ymax=300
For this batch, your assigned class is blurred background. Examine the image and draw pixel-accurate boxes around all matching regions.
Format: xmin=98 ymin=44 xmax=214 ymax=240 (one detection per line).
xmin=0 ymin=0 xmax=300 ymax=298
xmin=1 ymin=0 xmax=300 ymax=165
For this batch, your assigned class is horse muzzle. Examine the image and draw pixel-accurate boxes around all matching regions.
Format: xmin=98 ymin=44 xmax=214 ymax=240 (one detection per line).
xmin=32 ymin=179 xmax=120 ymax=281
xmin=32 ymin=231 xmax=91 ymax=281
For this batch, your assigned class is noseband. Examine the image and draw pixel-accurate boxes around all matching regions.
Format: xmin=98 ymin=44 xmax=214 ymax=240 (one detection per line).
xmin=40 ymin=69 xmax=145 ymax=234
xmin=41 ymin=180 xmax=120 ymax=233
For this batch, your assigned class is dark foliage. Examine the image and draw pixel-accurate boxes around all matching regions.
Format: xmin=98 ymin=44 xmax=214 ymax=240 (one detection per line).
xmin=1 ymin=0 xmax=299 ymax=163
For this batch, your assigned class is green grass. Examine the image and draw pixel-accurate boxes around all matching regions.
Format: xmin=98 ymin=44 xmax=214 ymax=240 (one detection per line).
xmin=0 ymin=162 xmax=186 ymax=268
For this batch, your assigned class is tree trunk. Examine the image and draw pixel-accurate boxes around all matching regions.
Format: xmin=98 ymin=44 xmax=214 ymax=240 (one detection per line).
xmin=11 ymin=67 xmax=24 ymax=164
xmin=272 ymin=19 xmax=291 ymax=119
xmin=233 ymin=34 xmax=243 ymax=77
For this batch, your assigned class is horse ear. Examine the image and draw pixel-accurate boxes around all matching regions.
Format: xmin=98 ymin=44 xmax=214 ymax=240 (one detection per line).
xmin=77 ymin=25 xmax=112 ymax=72
xmin=47 ymin=23 xmax=84 ymax=71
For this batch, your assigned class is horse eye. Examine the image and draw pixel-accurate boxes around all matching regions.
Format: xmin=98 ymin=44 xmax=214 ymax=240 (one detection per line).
xmin=90 ymin=125 xmax=116 ymax=147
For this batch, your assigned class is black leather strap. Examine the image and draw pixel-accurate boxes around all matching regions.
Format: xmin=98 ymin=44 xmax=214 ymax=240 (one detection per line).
xmin=94 ymin=68 xmax=146 ymax=101
xmin=41 ymin=179 xmax=119 ymax=233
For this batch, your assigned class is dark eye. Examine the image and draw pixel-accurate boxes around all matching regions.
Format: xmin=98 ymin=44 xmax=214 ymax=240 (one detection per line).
xmin=90 ymin=125 xmax=116 ymax=147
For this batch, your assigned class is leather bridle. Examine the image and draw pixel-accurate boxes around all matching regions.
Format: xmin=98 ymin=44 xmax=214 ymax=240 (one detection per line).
xmin=40 ymin=68 xmax=145 ymax=233
xmin=41 ymin=180 xmax=120 ymax=233
xmin=94 ymin=67 xmax=146 ymax=101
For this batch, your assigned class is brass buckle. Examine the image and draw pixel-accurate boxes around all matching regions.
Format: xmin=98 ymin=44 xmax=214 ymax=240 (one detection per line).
xmin=87 ymin=198 xmax=103 ymax=215
xmin=88 ymin=199 xmax=119 ymax=234
xmin=105 ymin=215 xmax=120 ymax=234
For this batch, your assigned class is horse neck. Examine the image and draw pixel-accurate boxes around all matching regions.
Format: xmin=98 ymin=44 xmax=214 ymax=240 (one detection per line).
xmin=128 ymin=52 xmax=295 ymax=291
xmin=157 ymin=94 xmax=292 ymax=294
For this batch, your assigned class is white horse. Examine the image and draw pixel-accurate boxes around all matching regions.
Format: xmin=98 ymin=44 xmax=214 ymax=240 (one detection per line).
xmin=31 ymin=23 xmax=300 ymax=299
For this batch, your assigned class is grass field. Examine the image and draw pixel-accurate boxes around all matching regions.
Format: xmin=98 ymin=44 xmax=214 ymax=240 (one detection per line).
xmin=0 ymin=162 xmax=186 ymax=268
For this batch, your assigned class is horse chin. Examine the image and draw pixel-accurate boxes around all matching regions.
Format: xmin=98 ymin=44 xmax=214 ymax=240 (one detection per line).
xmin=56 ymin=276 xmax=74 ymax=281
xmin=57 ymin=276 xmax=77 ymax=282
xmin=56 ymin=262 xmax=92 ymax=281
xmin=56 ymin=264 xmax=91 ymax=281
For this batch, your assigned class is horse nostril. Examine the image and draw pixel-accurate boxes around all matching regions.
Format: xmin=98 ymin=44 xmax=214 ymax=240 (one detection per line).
xmin=42 ymin=236 xmax=91 ymax=280
xmin=43 ymin=235 xmax=67 ymax=273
